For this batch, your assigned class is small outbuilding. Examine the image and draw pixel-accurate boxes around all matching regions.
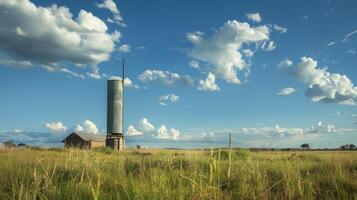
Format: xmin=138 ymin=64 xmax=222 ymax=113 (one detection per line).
xmin=62 ymin=132 xmax=106 ymax=149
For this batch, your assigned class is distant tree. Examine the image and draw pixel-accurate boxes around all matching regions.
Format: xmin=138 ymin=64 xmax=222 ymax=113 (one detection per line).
xmin=136 ymin=145 xmax=141 ymax=149
xmin=3 ymin=140 xmax=16 ymax=148
xmin=300 ymin=143 xmax=310 ymax=149
xmin=17 ymin=143 xmax=28 ymax=147
xmin=339 ymin=144 xmax=356 ymax=150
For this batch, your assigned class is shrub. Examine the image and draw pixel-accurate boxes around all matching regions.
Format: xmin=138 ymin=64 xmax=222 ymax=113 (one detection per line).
xmin=172 ymin=158 xmax=190 ymax=170
xmin=94 ymin=146 xmax=114 ymax=154
xmin=28 ymin=146 xmax=43 ymax=151
xmin=235 ymin=149 xmax=251 ymax=160
xmin=213 ymin=149 xmax=231 ymax=160
xmin=3 ymin=140 xmax=16 ymax=148
xmin=212 ymin=149 xmax=251 ymax=160
xmin=124 ymin=159 xmax=141 ymax=175
xmin=48 ymin=147 xmax=64 ymax=152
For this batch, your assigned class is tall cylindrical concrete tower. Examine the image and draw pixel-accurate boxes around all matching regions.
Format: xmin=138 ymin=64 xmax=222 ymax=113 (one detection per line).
xmin=106 ymin=78 xmax=125 ymax=150
xmin=107 ymin=79 xmax=123 ymax=134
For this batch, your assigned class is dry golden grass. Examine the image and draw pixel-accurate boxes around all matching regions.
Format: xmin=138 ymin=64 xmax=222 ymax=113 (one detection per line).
xmin=0 ymin=148 xmax=356 ymax=199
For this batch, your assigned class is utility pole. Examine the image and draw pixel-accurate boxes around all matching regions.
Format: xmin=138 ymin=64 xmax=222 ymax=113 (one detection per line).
xmin=228 ymin=133 xmax=232 ymax=148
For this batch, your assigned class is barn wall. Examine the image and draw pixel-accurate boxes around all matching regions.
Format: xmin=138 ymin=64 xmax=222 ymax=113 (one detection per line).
xmin=64 ymin=140 xmax=89 ymax=149
xmin=90 ymin=141 xmax=106 ymax=149
xmin=64 ymin=133 xmax=90 ymax=149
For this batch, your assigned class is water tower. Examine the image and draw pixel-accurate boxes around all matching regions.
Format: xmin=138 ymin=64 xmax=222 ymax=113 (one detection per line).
xmin=106 ymin=60 xmax=125 ymax=150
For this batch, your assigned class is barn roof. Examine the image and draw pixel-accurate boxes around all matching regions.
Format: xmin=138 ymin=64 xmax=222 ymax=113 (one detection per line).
xmin=76 ymin=133 xmax=106 ymax=142
xmin=63 ymin=132 xmax=106 ymax=142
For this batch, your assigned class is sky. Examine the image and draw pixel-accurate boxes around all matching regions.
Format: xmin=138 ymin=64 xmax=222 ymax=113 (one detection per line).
xmin=0 ymin=0 xmax=356 ymax=148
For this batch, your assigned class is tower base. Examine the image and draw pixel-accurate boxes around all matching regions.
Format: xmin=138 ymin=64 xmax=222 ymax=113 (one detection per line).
xmin=106 ymin=134 xmax=125 ymax=150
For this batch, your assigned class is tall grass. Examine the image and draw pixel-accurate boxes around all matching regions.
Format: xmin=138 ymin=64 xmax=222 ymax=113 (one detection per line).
xmin=0 ymin=148 xmax=356 ymax=199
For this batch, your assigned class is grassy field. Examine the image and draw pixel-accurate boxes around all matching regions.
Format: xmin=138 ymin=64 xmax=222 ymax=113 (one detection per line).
xmin=0 ymin=148 xmax=356 ymax=200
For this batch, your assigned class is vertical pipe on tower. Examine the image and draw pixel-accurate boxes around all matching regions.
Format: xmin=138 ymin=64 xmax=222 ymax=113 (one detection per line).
xmin=121 ymin=59 xmax=124 ymax=136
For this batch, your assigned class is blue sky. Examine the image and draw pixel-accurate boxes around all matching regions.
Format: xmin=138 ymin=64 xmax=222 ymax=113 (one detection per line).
xmin=0 ymin=0 xmax=356 ymax=148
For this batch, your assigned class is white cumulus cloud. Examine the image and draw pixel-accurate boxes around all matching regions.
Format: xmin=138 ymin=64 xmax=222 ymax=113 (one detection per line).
xmin=242 ymin=49 xmax=254 ymax=58
xmin=139 ymin=118 xmax=155 ymax=132
xmin=86 ymin=70 xmax=104 ymax=80
xmin=45 ymin=122 xmax=68 ymax=133
xmin=280 ymin=57 xmax=357 ymax=105
xmin=0 ymin=57 xmax=33 ymax=68
xmin=122 ymin=77 xmax=139 ymax=89
xmin=201 ymin=132 xmax=216 ymax=141
xmin=246 ymin=13 xmax=262 ymax=22
xmin=118 ymin=44 xmax=131 ymax=53
xmin=96 ymin=0 xmax=125 ymax=26
xmin=108 ymin=76 xmax=140 ymax=89
xmin=157 ymin=125 xmax=170 ymax=139
xmin=198 ymin=72 xmax=220 ymax=92
xmin=75 ymin=120 xmax=99 ymax=134
xmin=156 ymin=125 xmax=181 ymax=140
xmin=277 ymin=87 xmax=297 ymax=96
xmin=0 ymin=0 xmax=120 ymax=76
xmin=278 ymin=59 xmax=293 ymax=68
xmin=138 ymin=70 xmax=194 ymax=86
xmin=262 ymin=41 xmax=276 ymax=51
xmin=159 ymin=93 xmax=179 ymax=106
xmin=170 ymin=128 xmax=180 ymax=140
xmin=242 ymin=122 xmax=336 ymax=138
xmin=186 ymin=20 xmax=271 ymax=84
xmin=189 ymin=60 xmax=200 ymax=68
xmin=273 ymin=24 xmax=287 ymax=33
xmin=307 ymin=122 xmax=336 ymax=134
xmin=126 ymin=117 xmax=182 ymax=140
xmin=126 ymin=125 xmax=143 ymax=136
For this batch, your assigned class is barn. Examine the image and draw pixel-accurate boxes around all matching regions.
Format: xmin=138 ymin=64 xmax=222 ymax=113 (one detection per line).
xmin=62 ymin=132 xmax=106 ymax=149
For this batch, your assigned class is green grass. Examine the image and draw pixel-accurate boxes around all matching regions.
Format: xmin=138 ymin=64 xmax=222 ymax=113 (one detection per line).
xmin=0 ymin=148 xmax=356 ymax=200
